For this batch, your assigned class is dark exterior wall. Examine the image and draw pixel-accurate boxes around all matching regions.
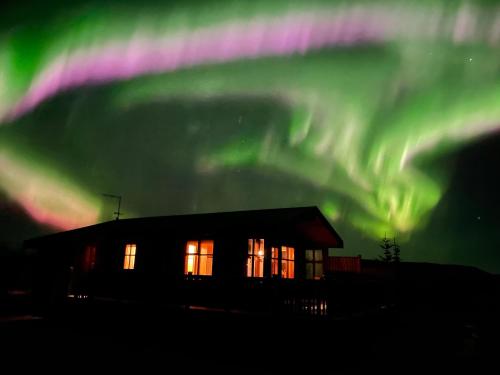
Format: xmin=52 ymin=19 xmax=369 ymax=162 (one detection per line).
xmin=214 ymin=237 xmax=246 ymax=282
xmin=89 ymin=236 xmax=174 ymax=301
xmin=30 ymin=233 xmax=331 ymax=313
xmin=295 ymin=246 xmax=305 ymax=280
xmin=74 ymin=236 xmax=248 ymax=303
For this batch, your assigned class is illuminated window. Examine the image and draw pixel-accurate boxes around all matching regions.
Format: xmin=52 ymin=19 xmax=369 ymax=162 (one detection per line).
xmin=83 ymin=245 xmax=96 ymax=272
xmin=246 ymin=239 xmax=265 ymax=277
xmin=184 ymin=240 xmax=214 ymax=276
xmin=305 ymin=250 xmax=324 ymax=280
xmin=281 ymin=246 xmax=295 ymax=279
xmin=271 ymin=247 xmax=279 ymax=277
xmin=123 ymin=244 xmax=137 ymax=270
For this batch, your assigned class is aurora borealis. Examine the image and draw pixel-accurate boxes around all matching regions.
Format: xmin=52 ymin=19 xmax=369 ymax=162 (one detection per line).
xmin=1 ymin=0 xmax=500 ymax=272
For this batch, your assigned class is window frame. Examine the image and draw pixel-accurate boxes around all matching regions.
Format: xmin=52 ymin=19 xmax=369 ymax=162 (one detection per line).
xmin=305 ymin=249 xmax=324 ymax=280
xmin=246 ymin=239 xmax=265 ymax=278
xmin=270 ymin=245 xmax=295 ymax=279
xmin=184 ymin=239 xmax=214 ymax=277
xmin=123 ymin=243 xmax=137 ymax=270
xmin=281 ymin=246 xmax=295 ymax=279
xmin=271 ymin=246 xmax=280 ymax=278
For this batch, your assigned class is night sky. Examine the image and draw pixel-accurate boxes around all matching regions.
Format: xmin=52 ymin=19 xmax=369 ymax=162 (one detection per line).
xmin=1 ymin=0 xmax=500 ymax=273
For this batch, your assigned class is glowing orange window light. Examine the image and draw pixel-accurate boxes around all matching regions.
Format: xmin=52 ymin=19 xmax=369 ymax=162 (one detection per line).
xmin=271 ymin=247 xmax=279 ymax=277
xmin=185 ymin=240 xmax=213 ymax=276
xmin=123 ymin=244 xmax=137 ymax=270
xmin=289 ymin=248 xmax=295 ymax=279
xmin=246 ymin=239 xmax=265 ymax=277
xmin=187 ymin=243 xmax=197 ymax=274
xmin=246 ymin=239 xmax=254 ymax=277
xmin=248 ymin=239 xmax=253 ymax=255
xmin=281 ymin=246 xmax=295 ymax=279
xmin=255 ymin=239 xmax=264 ymax=277
xmin=199 ymin=240 xmax=214 ymax=276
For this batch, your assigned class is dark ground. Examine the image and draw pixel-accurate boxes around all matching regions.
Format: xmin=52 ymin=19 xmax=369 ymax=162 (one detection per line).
xmin=2 ymin=258 xmax=500 ymax=374
xmin=1 ymin=295 xmax=499 ymax=374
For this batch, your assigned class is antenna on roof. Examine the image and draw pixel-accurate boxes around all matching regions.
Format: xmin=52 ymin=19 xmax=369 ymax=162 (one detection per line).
xmin=102 ymin=193 xmax=122 ymax=220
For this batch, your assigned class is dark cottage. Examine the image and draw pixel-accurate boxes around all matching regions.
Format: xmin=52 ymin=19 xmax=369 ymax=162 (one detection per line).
xmin=25 ymin=206 xmax=343 ymax=316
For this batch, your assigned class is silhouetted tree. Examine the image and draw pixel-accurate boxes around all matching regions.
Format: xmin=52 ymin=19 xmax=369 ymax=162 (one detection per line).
xmin=392 ymin=238 xmax=401 ymax=263
xmin=378 ymin=235 xmax=393 ymax=263
xmin=378 ymin=235 xmax=402 ymax=263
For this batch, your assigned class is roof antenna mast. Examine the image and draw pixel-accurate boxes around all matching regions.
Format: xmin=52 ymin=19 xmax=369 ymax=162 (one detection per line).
xmin=102 ymin=193 xmax=122 ymax=220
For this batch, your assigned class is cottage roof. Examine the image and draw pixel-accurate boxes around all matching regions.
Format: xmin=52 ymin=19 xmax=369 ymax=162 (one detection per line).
xmin=24 ymin=206 xmax=342 ymax=248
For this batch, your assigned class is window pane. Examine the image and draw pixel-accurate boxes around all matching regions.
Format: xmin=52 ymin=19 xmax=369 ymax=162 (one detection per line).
xmin=314 ymin=263 xmax=323 ymax=279
xmin=256 ymin=239 xmax=264 ymax=254
xmin=315 ymin=250 xmax=323 ymax=262
xmin=200 ymin=240 xmax=213 ymax=255
xmin=246 ymin=256 xmax=253 ymax=277
xmin=306 ymin=263 xmax=314 ymax=279
xmin=130 ymin=245 xmax=136 ymax=256
xmin=272 ymin=247 xmax=279 ymax=259
xmin=124 ymin=255 xmax=136 ymax=270
xmin=185 ymin=241 xmax=199 ymax=275
xmin=272 ymin=258 xmax=279 ymax=276
xmin=281 ymin=246 xmax=294 ymax=261
xmin=199 ymin=256 xmax=206 ymax=275
xmin=281 ymin=246 xmax=288 ymax=260
xmin=199 ymin=255 xmax=213 ymax=276
xmin=282 ymin=260 xmax=287 ymax=278
xmin=186 ymin=241 xmax=198 ymax=254
xmin=281 ymin=258 xmax=295 ymax=279
xmin=248 ymin=239 xmax=253 ymax=255
xmin=207 ymin=256 xmax=213 ymax=275
xmin=185 ymin=254 xmax=196 ymax=275
xmin=254 ymin=254 xmax=264 ymax=277
xmin=305 ymin=250 xmax=314 ymax=261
